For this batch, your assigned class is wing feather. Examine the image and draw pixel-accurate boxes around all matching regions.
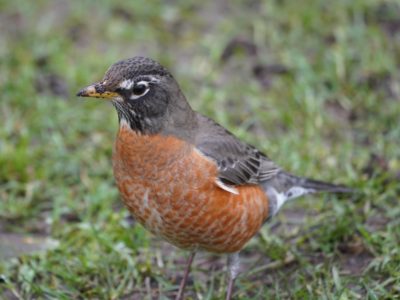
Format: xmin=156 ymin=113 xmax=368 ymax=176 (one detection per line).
xmin=194 ymin=114 xmax=280 ymax=186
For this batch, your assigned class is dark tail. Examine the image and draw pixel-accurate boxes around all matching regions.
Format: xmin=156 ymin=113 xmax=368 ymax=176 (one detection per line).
xmin=266 ymin=172 xmax=354 ymax=201
xmin=263 ymin=172 xmax=354 ymax=215
xmin=296 ymin=176 xmax=353 ymax=193
xmin=284 ymin=172 xmax=354 ymax=194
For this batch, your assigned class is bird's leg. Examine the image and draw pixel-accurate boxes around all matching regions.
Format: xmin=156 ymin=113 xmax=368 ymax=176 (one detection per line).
xmin=175 ymin=251 xmax=196 ymax=300
xmin=226 ymin=252 xmax=240 ymax=300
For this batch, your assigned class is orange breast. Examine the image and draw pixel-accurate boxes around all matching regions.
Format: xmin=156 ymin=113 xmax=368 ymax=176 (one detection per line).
xmin=112 ymin=125 xmax=269 ymax=253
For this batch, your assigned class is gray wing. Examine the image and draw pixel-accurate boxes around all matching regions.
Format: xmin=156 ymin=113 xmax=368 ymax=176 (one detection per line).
xmin=194 ymin=114 xmax=281 ymax=186
xmin=193 ymin=114 xmax=352 ymax=216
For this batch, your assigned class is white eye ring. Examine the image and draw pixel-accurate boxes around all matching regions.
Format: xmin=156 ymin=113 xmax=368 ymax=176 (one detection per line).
xmin=130 ymin=81 xmax=150 ymax=100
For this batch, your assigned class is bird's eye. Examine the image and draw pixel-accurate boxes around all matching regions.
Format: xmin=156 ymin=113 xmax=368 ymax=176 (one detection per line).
xmin=133 ymin=83 xmax=147 ymax=95
xmin=131 ymin=81 xmax=149 ymax=99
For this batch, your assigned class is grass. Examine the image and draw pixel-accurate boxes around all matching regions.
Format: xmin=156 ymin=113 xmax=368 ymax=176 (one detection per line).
xmin=1 ymin=0 xmax=399 ymax=299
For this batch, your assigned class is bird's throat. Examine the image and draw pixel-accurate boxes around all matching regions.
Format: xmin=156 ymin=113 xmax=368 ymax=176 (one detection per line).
xmin=113 ymin=101 xmax=164 ymax=135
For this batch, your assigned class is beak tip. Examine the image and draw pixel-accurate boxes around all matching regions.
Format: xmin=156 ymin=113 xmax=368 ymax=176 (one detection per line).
xmin=76 ymin=84 xmax=115 ymax=100
xmin=76 ymin=90 xmax=86 ymax=97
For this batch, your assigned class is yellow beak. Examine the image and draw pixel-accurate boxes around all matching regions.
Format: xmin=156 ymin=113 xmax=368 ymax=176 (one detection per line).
xmin=76 ymin=82 xmax=119 ymax=99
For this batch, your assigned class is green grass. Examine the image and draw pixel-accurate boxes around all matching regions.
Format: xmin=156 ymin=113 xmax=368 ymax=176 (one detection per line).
xmin=1 ymin=0 xmax=400 ymax=299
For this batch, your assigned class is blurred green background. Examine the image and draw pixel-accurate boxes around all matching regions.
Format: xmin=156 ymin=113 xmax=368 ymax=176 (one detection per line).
xmin=1 ymin=0 xmax=399 ymax=299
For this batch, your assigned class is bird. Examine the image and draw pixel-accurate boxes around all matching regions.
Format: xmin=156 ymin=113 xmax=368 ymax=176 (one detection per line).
xmin=77 ymin=56 xmax=352 ymax=300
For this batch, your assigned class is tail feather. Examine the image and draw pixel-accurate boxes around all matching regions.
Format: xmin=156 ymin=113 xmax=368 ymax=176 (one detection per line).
xmin=264 ymin=172 xmax=354 ymax=216
xmin=294 ymin=176 xmax=354 ymax=194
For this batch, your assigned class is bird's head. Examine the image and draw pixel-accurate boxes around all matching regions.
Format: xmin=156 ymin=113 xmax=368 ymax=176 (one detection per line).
xmin=77 ymin=56 xmax=195 ymax=135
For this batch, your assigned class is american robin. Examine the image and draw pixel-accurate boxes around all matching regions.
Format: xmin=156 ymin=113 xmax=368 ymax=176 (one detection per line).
xmin=77 ymin=56 xmax=352 ymax=300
